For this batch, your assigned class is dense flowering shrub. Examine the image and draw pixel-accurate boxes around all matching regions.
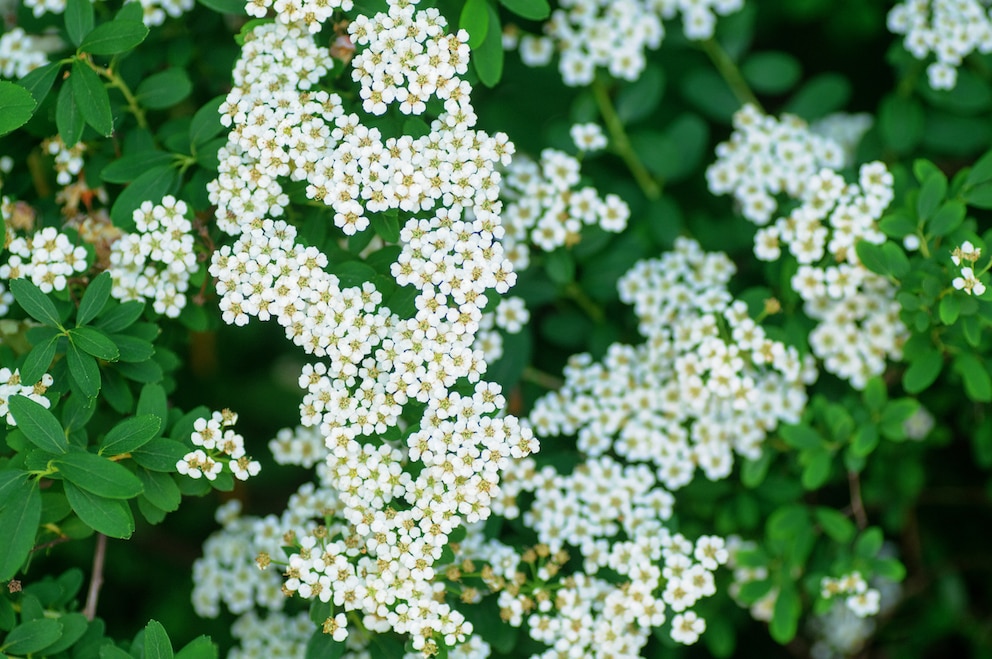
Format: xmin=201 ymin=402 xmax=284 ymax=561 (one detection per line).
xmin=2 ymin=0 xmax=992 ymax=658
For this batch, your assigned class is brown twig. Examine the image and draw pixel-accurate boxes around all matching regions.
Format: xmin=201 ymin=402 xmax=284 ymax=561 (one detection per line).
xmin=848 ymin=470 xmax=869 ymax=530
xmin=83 ymin=534 xmax=107 ymax=621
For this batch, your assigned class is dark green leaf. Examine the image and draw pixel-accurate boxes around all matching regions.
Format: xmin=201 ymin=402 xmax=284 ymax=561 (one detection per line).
xmin=784 ymin=73 xmax=851 ymax=120
xmin=741 ymin=51 xmax=802 ymax=94
xmin=189 ymin=97 xmax=226 ymax=147
xmin=70 ymin=327 xmax=120 ymax=361
xmin=131 ymin=438 xmax=187 ymax=472
xmin=136 ymin=384 xmax=168 ymax=428
xmin=767 ymin=505 xmax=809 ymax=541
xmin=65 ymin=0 xmax=95 ymax=46
xmin=64 ymin=481 xmax=134 ymax=538
xmin=878 ymin=94 xmax=924 ymax=154
xmin=67 ymin=342 xmax=101 ymax=398
xmin=1 ymin=618 xmax=61 ymax=655
xmin=965 ymin=149 xmax=992 ymax=187
xmin=0 ymin=81 xmax=37 ymax=137
xmin=136 ymin=69 xmax=192 ymax=110
xmin=964 ymin=181 xmax=992 ymax=209
xmin=77 ymin=272 xmax=113 ymax=325
xmin=79 ymin=20 xmax=149 ymax=55
xmin=499 ymin=0 xmax=549 ymax=20
xmin=917 ymin=170 xmax=948 ymax=221
xmin=17 ymin=61 xmax=62 ymax=105
xmin=100 ymin=415 xmax=162 ymax=455
xmin=680 ymin=68 xmax=738 ymax=123
xmin=136 ymin=470 xmax=181 ymax=512
xmin=815 ymin=507 xmax=856 ymax=543
xmin=62 ymin=392 xmax=97 ymax=433
xmin=9 ymin=395 xmax=68 ymax=454
xmin=110 ymin=165 xmax=181 ymax=229
xmin=0 ymin=480 xmax=40 ymax=580
xmin=615 ymin=65 xmax=665 ymax=124
xmin=903 ymin=348 xmax=942 ymax=393
xmin=881 ymin=242 xmax=910 ymax=278
xmin=304 ymin=631 xmax=345 ymax=659
xmin=20 ymin=336 xmax=58 ymax=386
xmin=854 ymin=527 xmax=883 ymax=558
xmin=939 ymin=294 xmax=960 ymax=325
xmin=143 ymin=620 xmax=174 ymax=659
xmin=862 ymin=377 xmax=887 ymax=412
xmin=801 ymin=449 xmax=831 ymax=489
xmin=116 ymin=358 xmax=163 ymax=383
xmin=473 ymin=2 xmax=503 ymax=87
xmin=71 ymin=60 xmax=113 ymax=136
xmin=780 ymin=424 xmax=822 ymax=450
xmin=56 ymin=81 xmax=85 ymax=148
xmin=196 ymin=0 xmax=247 ymax=14
xmin=371 ymin=211 xmax=400 ymax=243
xmin=928 ymin=200 xmax=966 ymax=237
xmin=460 ymin=0 xmax=489 ymax=49
xmin=37 ymin=613 xmax=88 ymax=655
xmin=10 ymin=278 xmax=61 ymax=327
xmin=55 ymin=450 xmax=144 ymax=499
xmin=854 ymin=240 xmax=887 ymax=276
xmin=112 ymin=333 xmax=156 ymax=362
xmin=101 ymin=151 xmax=175 ymax=184
xmin=95 ymin=300 xmax=145 ymax=332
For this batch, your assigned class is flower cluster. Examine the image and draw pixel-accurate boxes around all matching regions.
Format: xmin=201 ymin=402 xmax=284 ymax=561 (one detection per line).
xmin=0 ymin=226 xmax=89 ymax=294
xmin=0 ymin=368 xmax=54 ymax=425
xmin=887 ymin=0 xmax=992 ymax=89
xmin=710 ymin=105 xmax=906 ymax=388
xmin=531 ymin=237 xmax=813 ymax=490
xmin=508 ymin=0 xmax=744 ymax=86
xmin=107 ymin=196 xmax=199 ymax=318
xmin=820 ymin=572 xmax=881 ymax=618
xmin=951 ymin=240 xmax=987 ymax=295
xmin=176 ymin=409 xmax=261 ymax=481
xmin=0 ymin=27 xmax=50 ymax=79
xmin=500 ymin=148 xmax=629 ymax=268
xmin=245 ymin=0 xmax=352 ymax=31
xmin=228 ymin=610 xmax=313 ymax=659
xmin=570 ymin=122 xmax=608 ymax=152
xmin=22 ymin=0 xmax=194 ymax=25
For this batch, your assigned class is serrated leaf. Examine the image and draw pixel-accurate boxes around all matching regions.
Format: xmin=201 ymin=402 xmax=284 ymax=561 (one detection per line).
xmin=65 ymin=0 xmax=95 ymax=47
xmin=70 ymin=326 xmax=120 ymax=361
xmin=136 ymin=69 xmax=192 ymax=111
xmin=77 ymin=272 xmax=113 ymax=325
xmin=79 ymin=20 xmax=149 ymax=55
xmin=10 ymin=278 xmax=62 ymax=327
xmin=9 ymin=395 xmax=68 ymax=454
xmin=20 ymin=336 xmax=58 ymax=386
xmin=71 ymin=60 xmax=113 ymax=136
xmin=0 ymin=480 xmax=40 ymax=580
xmin=99 ymin=415 xmax=162 ymax=455
xmin=499 ymin=0 xmax=549 ymax=20
xmin=143 ymin=620 xmax=174 ymax=659
xmin=56 ymin=81 xmax=85 ymax=148
xmin=175 ymin=635 xmax=218 ymax=659
xmin=63 ymin=481 xmax=134 ymax=538
xmin=67 ymin=342 xmax=101 ymax=398
xmin=0 ymin=80 xmax=38 ymax=137
xmin=55 ymin=450 xmax=144 ymax=499
xmin=1 ymin=618 xmax=61 ymax=655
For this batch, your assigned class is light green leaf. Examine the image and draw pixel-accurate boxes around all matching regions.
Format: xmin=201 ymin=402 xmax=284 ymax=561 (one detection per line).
xmin=780 ymin=424 xmax=823 ymax=450
xmin=55 ymin=450 xmax=144 ymax=499
xmin=472 ymin=2 xmax=503 ymax=87
xmin=815 ymin=507 xmax=856 ymax=543
xmin=99 ymin=415 xmax=162 ymax=455
xmin=769 ymin=582 xmax=801 ymax=643
xmin=903 ymin=348 xmax=942 ymax=393
xmin=955 ymin=354 xmax=992 ymax=402
xmin=499 ymin=0 xmax=550 ymax=20
xmin=928 ymin=200 xmax=965 ymax=237
xmin=1 ymin=618 xmax=61 ymax=655
xmin=0 ymin=80 xmax=38 ymax=137
xmin=917 ymin=170 xmax=948 ymax=221
xmin=8 ymin=395 xmax=69 ymax=454
xmin=460 ymin=0 xmax=489 ymax=49
xmin=143 ymin=620 xmax=174 ymax=659
xmin=71 ymin=60 xmax=113 ymax=136
xmin=64 ymin=481 xmax=134 ymax=538
xmin=79 ymin=20 xmax=149 ymax=55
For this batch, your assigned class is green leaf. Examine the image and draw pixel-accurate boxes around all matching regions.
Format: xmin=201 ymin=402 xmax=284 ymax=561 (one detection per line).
xmin=65 ymin=0 xmax=95 ymax=46
xmin=79 ymin=20 xmax=149 ymax=55
xmin=99 ymin=415 xmax=162 ymax=455
xmin=10 ymin=278 xmax=62 ymax=326
xmin=965 ymin=149 xmax=992 ymax=187
xmin=371 ymin=210 xmax=400 ymax=243
xmin=56 ymin=81 xmax=85 ymax=148
xmin=928 ymin=200 xmax=966 ymax=237
xmin=304 ymin=631 xmax=345 ymax=659
xmin=195 ymin=0 xmax=247 ymax=14
xmin=9 ymin=395 xmax=69 ymax=454
xmin=37 ymin=612 xmax=87 ymax=655
xmin=741 ymin=51 xmax=802 ymax=94
xmin=0 ymin=480 xmax=40 ymax=580
xmin=784 ymin=73 xmax=851 ymax=120
xmin=67 ymin=342 xmax=101 ymax=398
xmin=917 ymin=170 xmax=948 ymax=221
xmin=854 ymin=527 xmax=884 ymax=558
xmin=136 ymin=384 xmax=168 ymax=428
xmin=71 ymin=60 xmax=113 ymax=136
xmin=964 ymin=181 xmax=992 ymax=209
xmin=17 ymin=61 xmax=62 ymax=105
xmin=862 ymin=377 xmax=887 ymax=412
xmin=136 ymin=69 xmax=193 ymax=110
xmin=954 ymin=354 xmax=992 ymax=402
xmin=854 ymin=240 xmax=887 ymax=276
xmin=767 ymin=504 xmax=809 ymax=541
xmin=112 ymin=333 xmax=156 ymax=362
xmin=95 ymin=300 xmax=145 ymax=332
xmin=20 ymin=336 xmax=58 ymax=386
xmin=64 ymin=481 xmax=134 ymax=538
xmin=460 ymin=0 xmax=489 ymax=49
xmin=70 ymin=326 xmax=120 ymax=361
xmin=110 ymin=165 xmax=181 ymax=229
xmin=77 ymin=272 xmax=113 ymax=325
xmin=189 ymin=97 xmax=226 ymax=148
xmin=55 ymin=450 xmax=144 ymax=499
xmin=878 ymin=94 xmax=924 ymax=154
xmin=131 ymin=438 xmax=188 ymax=472
xmin=499 ymin=0 xmax=549 ymax=20
xmin=136 ymin=470 xmax=181 ymax=512
xmin=769 ymin=582 xmax=801 ymax=643
xmin=680 ymin=68 xmax=738 ymax=123
xmin=544 ymin=248 xmax=575 ymax=285
xmin=101 ymin=151 xmax=175 ymax=184
xmin=0 ymin=80 xmax=38 ymax=137
xmin=615 ymin=65 xmax=665 ymax=125
xmin=175 ymin=636 xmax=218 ymax=659
xmin=850 ymin=425 xmax=879 ymax=457
xmin=939 ymin=293 xmax=961 ymax=325
xmin=903 ymin=348 xmax=942 ymax=393
xmin=472 ymin=2 xmax=503 ymax=87
xmin=815 ymin=507 xmax=856 ymax=543
xmin=143 ymin=620 xmax=174 ymax=659
xmin=62 ymin=392 xmax=97 ymax=433
xmin=879 ymin=211 xmax=917 ymax=238
xmin=780 ymin=424 xmax=823 ymax=450
xmin=1 ymin=618 xmax=62 ymax=655
xmin=741 ymin=450 xmax=772 ymax=488
xmin=882 ymin=242 xmax=910 ymax=278
xmin=662 ymin=113 xmax=709 ymax=182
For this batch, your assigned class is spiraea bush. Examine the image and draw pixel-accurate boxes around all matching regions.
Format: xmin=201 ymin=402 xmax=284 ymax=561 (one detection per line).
xmin=2 ymin=0 xmax=992 ymax=657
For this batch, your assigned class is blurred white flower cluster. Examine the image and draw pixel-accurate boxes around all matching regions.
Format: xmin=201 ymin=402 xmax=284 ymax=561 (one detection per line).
xmin=0 ymin=226 xmax=89 ymax=294
xmin=710 ymin=105 xmax=907 ymax=388
xmin=22 ymin=0 xmax=194 ymax=25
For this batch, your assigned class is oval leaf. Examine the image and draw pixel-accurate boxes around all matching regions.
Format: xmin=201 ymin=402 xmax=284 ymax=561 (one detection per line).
xmin=10 ymin=278 xmax=61 ymax=326
xmin=1 ymin=618 xmax=61 ymax=655
xmin=77 ymin=271 xmax=113 ymax=325
xmin=64 ymin=481 xmax=135 ymax=538
xmin=70 ymin=326 xmax=120 ymax=361
xmin=8 ymin=395 xmax=69 ymax=454
xmin=100 ymin=414 xmax=162 ymax=455
xmin=71 ymin=60 xmax=113 ymax=136
xmin=55 ymin=450 xmax=144 ymax=499
xmin=0 ymin=480 xmax=41 ymax=580
xmin=0 ymin=80 xmax=38 ymax=137
xmin=79 ymin=20 xmax=149 ymax=55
